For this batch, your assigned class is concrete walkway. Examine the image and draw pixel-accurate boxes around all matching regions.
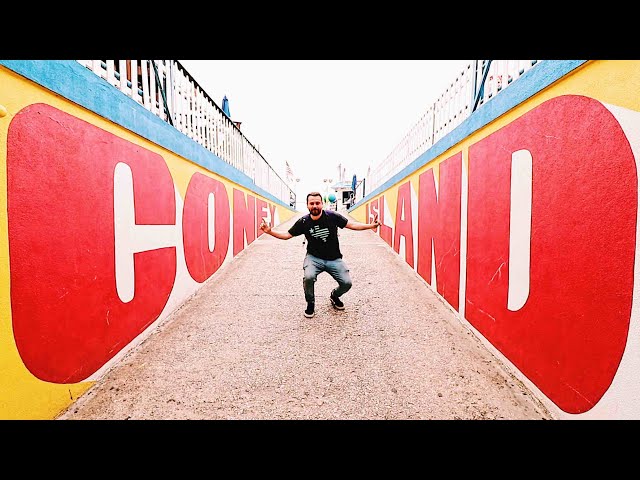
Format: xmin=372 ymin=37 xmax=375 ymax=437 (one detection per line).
xmin=57 ymin=212 xmax=551 ymax=420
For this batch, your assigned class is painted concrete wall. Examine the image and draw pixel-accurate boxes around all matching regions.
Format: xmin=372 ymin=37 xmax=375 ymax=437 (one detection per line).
xmin=349 ymin=60 xmax=640 ymax=419
xmin=0 ymin=61 xmax=296 ymax=419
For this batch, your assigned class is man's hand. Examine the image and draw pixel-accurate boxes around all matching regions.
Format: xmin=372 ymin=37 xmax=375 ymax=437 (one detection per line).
xmin=260 ymin=218 xmax=272 ymax=234
xmin=372 ymin=214 xmax=380 ymax=228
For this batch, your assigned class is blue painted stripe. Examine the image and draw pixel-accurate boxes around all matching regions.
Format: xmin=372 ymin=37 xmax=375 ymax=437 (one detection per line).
xmin=0 ymin=60 xmax=294 ymax=210
xmin=349 ymin=60 xmax=587 ymax=211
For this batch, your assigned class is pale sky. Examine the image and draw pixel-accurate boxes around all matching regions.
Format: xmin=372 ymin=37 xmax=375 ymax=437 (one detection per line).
xmin=179 ymin=60 xmax=471 ymax=210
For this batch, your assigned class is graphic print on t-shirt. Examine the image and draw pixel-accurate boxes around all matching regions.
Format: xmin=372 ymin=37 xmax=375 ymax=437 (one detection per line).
xmin=309 ymin=225 xmax=330 ymax=242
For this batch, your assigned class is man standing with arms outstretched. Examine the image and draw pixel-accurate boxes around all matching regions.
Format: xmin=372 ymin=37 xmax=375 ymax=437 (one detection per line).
xmin=260 ymin=191 xmax=380 ymax=318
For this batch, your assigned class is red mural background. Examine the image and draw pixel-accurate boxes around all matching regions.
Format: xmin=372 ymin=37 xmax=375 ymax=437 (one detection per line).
xmin=393 ymin=181 xmax=416 ymax=268
xmin=417 ymin=153 xmax=461 ymax=310
xmin=366 ymin=95 xmax=637 ymax=413
xmin=6 ymin=104 xmax=278 ymax=384
xmin=466 ymin=95 xmax=636 ymax=413
xmin=233 ymin=189 xmax=256 ymax=256
xmin=6 ymin=95 xmax=637 ymax=415
xmin=183 ymin=173 xmax=230 ymax=283
xmin=7 ymin=104 xmax=177 ymax=383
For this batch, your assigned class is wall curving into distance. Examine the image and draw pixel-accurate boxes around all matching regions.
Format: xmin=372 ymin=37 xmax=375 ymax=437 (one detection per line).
xmin=349 ymin=60 xmax=640 ymax=419
xmin=0 ymin=60 xmax=296 ymax=419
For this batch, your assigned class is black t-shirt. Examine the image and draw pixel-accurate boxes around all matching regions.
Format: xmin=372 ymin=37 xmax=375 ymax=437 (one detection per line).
xmin=288 ymin=210 xmax=348 ymax=260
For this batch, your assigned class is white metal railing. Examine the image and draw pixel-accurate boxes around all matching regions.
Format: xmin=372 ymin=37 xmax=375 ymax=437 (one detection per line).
xmin=366 ymin=60 xmax=540 ymax=193
xmin=77 ymin=60 xmax=295 ymax=207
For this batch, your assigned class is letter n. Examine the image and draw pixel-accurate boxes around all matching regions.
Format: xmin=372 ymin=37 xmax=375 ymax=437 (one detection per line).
xmin=417 ymin=153 xmax=462 ymax=310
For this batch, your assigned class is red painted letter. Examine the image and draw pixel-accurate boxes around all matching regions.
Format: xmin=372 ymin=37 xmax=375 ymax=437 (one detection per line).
xmin=466 ymin=95 xmax=636 ymax=413
xmin=417 ymin=153 xmax=462 ymax=309
xmin=233 ymin=189 xmax=256 ymax=256
xmin=393 ymin=181 xmax=415 ymax=268
xmin=7 ymin=104 xmax=176 ymax=383
xmin=256 ymin=198 xmax=268 ymax=238
xmin=378 ymin=196 xmax=393 ymax=247
xmin=183 ymin=173 xmax=230 ymax=282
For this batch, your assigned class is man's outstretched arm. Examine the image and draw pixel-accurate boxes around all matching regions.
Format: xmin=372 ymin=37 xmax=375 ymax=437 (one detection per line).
xmin=260 ymin=219 xmax=294 ymax=240
xmin=345 ymin=214 xmax=380 ymax=231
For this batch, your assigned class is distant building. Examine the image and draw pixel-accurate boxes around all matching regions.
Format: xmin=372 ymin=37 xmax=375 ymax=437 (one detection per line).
xmin=330 ymin=181 xmax=355 ymax=212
